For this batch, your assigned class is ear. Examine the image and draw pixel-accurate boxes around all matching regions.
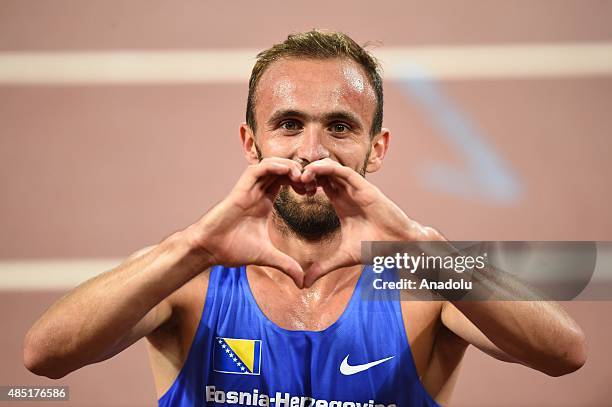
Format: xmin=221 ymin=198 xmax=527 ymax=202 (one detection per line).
xmin=240 ymin=123 xmax=260 ymax=164
xmin=365 ymin=128 xmax=390 ymax=173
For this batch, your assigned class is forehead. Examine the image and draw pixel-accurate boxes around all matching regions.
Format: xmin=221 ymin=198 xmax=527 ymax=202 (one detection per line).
xmin=255 ymin=57 xmax=376 ymax=126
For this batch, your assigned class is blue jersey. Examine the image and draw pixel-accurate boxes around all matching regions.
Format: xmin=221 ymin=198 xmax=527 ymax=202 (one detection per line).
xmin=158 ymin=265 xmax=440 ymax=407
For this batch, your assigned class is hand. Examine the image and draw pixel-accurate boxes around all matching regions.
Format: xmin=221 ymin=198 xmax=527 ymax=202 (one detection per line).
xmin=187 ymin=158 xmax=315 ymax=287
xmin=300 ymin=158 xmax=442 ymax=287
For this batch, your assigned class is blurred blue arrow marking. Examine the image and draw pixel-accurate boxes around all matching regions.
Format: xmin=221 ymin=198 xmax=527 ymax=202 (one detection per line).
xmin=398 ymin=66 xmax=523 ymax=204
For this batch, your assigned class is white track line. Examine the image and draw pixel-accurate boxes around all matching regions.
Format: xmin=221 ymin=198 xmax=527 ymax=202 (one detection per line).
xmin=0 ymin=43 xmax=611 ymax=84
xmin=1 ymin=249 xmax=611 ymax=291
xmin=0 ymin=259 xmax=121 ymax=290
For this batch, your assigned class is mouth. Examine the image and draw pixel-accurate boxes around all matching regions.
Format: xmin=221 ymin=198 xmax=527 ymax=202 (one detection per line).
xmin=289 ymin=184 xmax=326 ymax=202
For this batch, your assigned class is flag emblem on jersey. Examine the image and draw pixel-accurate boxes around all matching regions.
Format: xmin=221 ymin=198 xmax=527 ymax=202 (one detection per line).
xmin=213 ymin=337 xmax=262 ymax=375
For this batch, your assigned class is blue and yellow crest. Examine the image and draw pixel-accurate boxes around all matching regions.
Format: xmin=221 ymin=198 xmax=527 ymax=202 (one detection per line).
xmin=213 ymin=337 xmax=262 ymax=375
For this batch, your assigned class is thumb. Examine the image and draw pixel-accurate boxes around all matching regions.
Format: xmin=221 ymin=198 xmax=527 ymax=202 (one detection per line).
xmin=305 ymin=250 xmax=355 ymax=288
xmin=259 ymin=247 xmax=304 ymax=288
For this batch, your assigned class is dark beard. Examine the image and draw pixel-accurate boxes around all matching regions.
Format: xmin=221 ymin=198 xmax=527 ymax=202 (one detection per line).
xmin=273 ymin=186 xmax=341 ymax=240
xmin=255 ymin=140 xmax=370 ymax=241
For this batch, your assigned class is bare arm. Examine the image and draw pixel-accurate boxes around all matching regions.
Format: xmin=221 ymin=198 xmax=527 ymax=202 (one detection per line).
xmin=298 ymin=159 xmax=587 ymax=377
xmin=442 ymin=298 xmax=586 ymax=377
xmin=432 ymin=233 xmax=587 ymax=377
xmin=23 ymin=157 xmax=305 ymax=379
xmin=23 ymin=231 xmax=213 ymax=379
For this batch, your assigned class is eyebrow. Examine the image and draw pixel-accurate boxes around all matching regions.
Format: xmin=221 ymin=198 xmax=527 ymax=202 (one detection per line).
xmin=266 ymin=109 xmax=364 ymax=130
xmin=266 ymin=109 xmax=308 ymax=127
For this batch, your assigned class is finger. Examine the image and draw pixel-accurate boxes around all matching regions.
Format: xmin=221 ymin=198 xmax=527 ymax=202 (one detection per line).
xmin=247 ymin=159 xmax=302 ymax=184
xmin=260 ymin=158 xmax=303 ymax=180
xmin=247 ymin=163 xmax=291 ymax=187
xmin=265 ymin=176 xmax=308 ymax=197
xmin=238 ymin=163 xmax=301 ymax=196
xmin=262 ymin=174 xmax=287 ymax=197
xmin=259 ymin=248 xmax=304 ymax=288
xmin=302 ymin=160 xmax=366 ymax=190
xmin=251 ymin=168 xmax=291 ymax=199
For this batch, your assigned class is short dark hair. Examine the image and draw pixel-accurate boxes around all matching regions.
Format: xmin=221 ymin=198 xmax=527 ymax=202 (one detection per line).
xmin=246 ymin=30 xmax=383 ymax=136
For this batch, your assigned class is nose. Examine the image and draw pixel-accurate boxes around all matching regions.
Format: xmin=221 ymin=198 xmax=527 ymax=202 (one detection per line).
xmin=296 ymin=125 xmax=330 ymax=165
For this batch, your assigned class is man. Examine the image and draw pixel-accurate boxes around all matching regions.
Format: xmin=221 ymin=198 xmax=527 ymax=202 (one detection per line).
xmin=23 ymin=30 xmax=586 ymax=406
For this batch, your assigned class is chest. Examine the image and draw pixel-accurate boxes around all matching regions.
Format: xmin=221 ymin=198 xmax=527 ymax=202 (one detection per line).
xmin=244 ymin=270 xmax=441 ymax=353
xmin=248 ymin=276 xmax=355 ymax=331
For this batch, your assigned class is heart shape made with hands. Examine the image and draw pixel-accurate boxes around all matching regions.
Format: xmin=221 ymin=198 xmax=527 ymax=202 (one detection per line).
xmin=212 ymin=157 xmax=421 ymax=289
xmin=263 ymin=160 xmax=370 ymax=287
xmin=265 ymin=158 xmax=432 ymax=288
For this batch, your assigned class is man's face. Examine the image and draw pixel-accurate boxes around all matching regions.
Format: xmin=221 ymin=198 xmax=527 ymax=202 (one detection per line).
xmin=245 ymin=57 xmax=381 ymax=239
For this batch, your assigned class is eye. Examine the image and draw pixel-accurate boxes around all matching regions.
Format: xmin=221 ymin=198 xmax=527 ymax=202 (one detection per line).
xmin=280 ymin=120 xmax=302 ymax=132
xmin=329 ymin=123 xmax=350 ymax=134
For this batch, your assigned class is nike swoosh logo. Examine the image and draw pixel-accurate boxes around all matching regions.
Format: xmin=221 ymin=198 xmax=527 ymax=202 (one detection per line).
xmin=339 ymin=354 xmax=395 ymax=376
